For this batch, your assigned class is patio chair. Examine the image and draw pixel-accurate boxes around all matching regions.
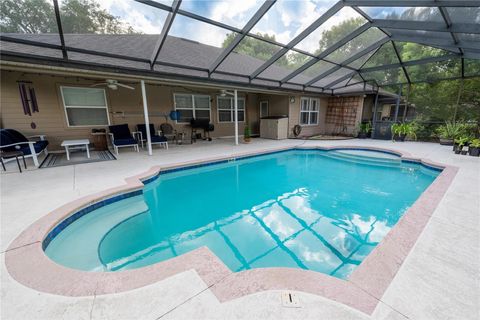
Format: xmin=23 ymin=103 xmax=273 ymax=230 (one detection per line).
xmin=0 ymin=129 xmax=49 ymax=167
xmin=108 ymin=124 xmax=139 ymax=155
xmin=136 ymin=124 xmax=168 ymax=149
xmin=159 ymin=123 xmax=184 ymax=145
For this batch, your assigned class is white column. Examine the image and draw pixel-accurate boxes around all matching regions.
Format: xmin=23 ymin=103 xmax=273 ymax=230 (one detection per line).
xmin=141 ymin=80 xmax=153 ymax=156
xmin=234 ymin=89 xmax=238 ymax=146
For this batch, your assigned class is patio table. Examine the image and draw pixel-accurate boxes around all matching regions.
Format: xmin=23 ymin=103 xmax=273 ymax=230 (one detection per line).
xmin=61 ymin=139 xmax=90 ymax=161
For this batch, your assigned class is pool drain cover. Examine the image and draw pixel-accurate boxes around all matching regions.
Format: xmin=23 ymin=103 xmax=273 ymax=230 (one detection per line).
xmin=281 ymin=292 xmax=301 ymax=308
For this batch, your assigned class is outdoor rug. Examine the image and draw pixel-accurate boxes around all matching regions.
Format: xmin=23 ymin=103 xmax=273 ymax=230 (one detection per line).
xmin=40 ymin=150 xmax=116 ymax=168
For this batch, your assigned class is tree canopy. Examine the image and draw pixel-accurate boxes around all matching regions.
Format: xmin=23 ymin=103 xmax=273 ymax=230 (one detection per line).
xmin=0 ymin=0 xmax=137 ymax=34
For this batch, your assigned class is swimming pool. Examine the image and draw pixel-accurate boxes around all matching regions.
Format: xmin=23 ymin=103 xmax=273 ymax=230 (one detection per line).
xmin=44 ymin=149 xmax=440 ymax=279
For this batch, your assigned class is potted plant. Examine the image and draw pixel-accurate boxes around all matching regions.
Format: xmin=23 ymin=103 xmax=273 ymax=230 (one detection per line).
xmin=244 ymin=124 xmax=251 ymax=143
xmin=454 ymin=136 xmax=469 ymax=154
xmin=357 ymin=121 xmax=372 ymax=139
xmin=391 ymin=123 xmax=405 ymax=141
xmin=468 ymin=138 xmax=480 ymax=157
xmin=435 ymin=121 xmax=465 ymax=146
xmin=391 ymin=122 xmax=417 ymax=142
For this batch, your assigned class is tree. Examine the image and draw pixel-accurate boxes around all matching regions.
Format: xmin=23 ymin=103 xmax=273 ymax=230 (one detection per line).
xmin=0 ymin=0 xmax=138 ymax=34
xmin=222 ymin=32 xmax=309 ymax=70
xmin=316 ymin=17 xmax=366 ymax=54
xmin=222 ymin=32 xmax=288 ymax=65
xmin=1 ymin=0 xmax=56 ymax=33
xmin=61 ymin=0 xmax=136 ymax=34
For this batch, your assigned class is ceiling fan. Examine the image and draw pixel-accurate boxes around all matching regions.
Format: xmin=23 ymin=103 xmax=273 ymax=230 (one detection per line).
xmin=90 ymin=79 xmax=135 ymax=90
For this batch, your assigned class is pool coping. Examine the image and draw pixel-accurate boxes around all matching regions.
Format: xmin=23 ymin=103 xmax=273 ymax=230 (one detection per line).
xmin=4 ymin=145 xmax=458 ymax=315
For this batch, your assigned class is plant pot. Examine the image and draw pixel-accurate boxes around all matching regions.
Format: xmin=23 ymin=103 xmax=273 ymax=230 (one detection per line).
xmin=440 ymin=138 xmax=454 ymax=146
xmin=468 ymin=146 xmax=480 ymax=157
xmin=393 ymin=134 xmax=405 ymax=142
xmin=454 ymin=144 xmax=462 ymax=154
xmin=244 ymin=138 xmax=251 ymax=143
xmin=357 ymin=132 xmax=367 ymax=139
xmin=461 ymin=150 xmax=468 ymax=155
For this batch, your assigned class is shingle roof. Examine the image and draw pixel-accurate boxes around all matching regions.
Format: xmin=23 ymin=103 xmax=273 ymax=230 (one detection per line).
xmin=1 ymin=33 xmax=374 ymax=95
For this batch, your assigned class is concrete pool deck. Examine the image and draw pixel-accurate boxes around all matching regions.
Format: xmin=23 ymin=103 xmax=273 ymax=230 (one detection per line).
xmin=1 ymin=138 xmax=479 ymax=319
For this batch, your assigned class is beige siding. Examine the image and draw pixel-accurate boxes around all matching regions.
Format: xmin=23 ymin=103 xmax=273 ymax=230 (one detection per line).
xmin=0 ymin=70 xmax=263 ymax=149
xmin=287 ymin=95 xmax=328 ymax=138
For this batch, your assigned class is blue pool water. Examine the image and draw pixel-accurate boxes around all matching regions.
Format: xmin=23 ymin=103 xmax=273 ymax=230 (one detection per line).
xmin=45 ymin=149 xmax=439 ymax=279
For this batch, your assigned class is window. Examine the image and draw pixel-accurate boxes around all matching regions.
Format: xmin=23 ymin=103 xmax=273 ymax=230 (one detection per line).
xmin=260 ymin=100 xmax=269 ymax=118
xmin=174 ymin=93 xmax=211 ymax=123
xmin=300 ymin=97 xmax=320 ymax=125
xmin=217 ymin=96 xmax=245 ymax=123
xmin=61 ymin=86 xmax=109 ymax=127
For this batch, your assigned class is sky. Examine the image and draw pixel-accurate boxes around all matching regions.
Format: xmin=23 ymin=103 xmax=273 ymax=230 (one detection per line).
xmin=91 ymin=0 xmax=366 ymax=52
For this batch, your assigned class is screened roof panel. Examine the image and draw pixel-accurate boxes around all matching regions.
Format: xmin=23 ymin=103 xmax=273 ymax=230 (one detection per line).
xmin=361 ymin=67 xmax=406 ymax=86
xmin=457 ymin=33 xmax=480 ymax=43
xmin=386 ymin=29 xmax=454 ymax=42
xmin=0 ymin=0 xmax=60 ymax=45
xmin=153 ymin=0 xmax=174 ymax=7
xmin=0 ymin=40 xmax=63 ymax=58
xmin=347 ymin=47 xmax=378 ymax=69
xmin=324 ymin=27 xmax=386 ymax=64
xmin=362 ymin=43 xmax=399 ymax=69
xmin=464 ymin=59 xmax=480 ymax=77
xmin=405 ymin=58 xmax=461 ymax=82
xmin=60 ymin=0 xmax=167 ymax=35
xmin=348 ymin=74 xmax=365 ymax=86
xmin=330 ymin=76 xmax=354 ymax=89
xmin=157 ymin=36 xmax=224 ymax=69
xmin=168 ymin=14 xmax=230 ymax=48
xmin=289 ymin=60 xmax=336 ymax=84
xmin=259 ymin=50 xmax=313 ymax=81
xmin=445 ymin=7 xmax=480 ymax=24
xmin=359 ymin=7 xmax=444 ymax=22
xmin=179 ymin=0 xmax=264 ymax=29
xmin=249 ymin=0 xmax=334 ymax=47
xmin=395 ymin=42 xmax=451 ymax=62
xmin=294 ymin=7 xmax=367 ymax=54
xmin=60 ymin=0 xmax=167 ymax=59
xmin=311 ymin=67 xmax=352 ymax=87
xmin=216 ymin=36 xmax=282 ymax=75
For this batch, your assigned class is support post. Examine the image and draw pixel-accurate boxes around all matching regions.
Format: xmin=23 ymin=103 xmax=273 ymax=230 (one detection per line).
xmin=141 ymin=80 xmax=153 ymax=155
xmin=393 ymin=84 xmax=402 ymax=123
xmin=234 ymin=89 xmax=238 ymax=145
xmin=371 ymin=92 xmax=379 ymax=139
xmin=403 ymin=84 xmax=411 ymax=121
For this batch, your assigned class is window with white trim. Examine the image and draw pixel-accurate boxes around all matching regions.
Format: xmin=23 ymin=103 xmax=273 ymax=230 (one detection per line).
xmin=174 ymin=93 xmax=211 ymax=123
xmin=300 ymin=97 xmax=320 ymax=125
xmin=61 ymin=86 xmax=110 ymax=127
xmin=217 ymin=96 xmax=245 ymax=122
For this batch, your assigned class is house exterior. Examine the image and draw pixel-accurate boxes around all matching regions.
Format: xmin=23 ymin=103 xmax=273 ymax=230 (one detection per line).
xmin=0 ymin=34 xmax=391 ymax=150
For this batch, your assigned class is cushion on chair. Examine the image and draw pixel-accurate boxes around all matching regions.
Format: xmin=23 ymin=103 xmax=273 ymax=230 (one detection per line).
xmin=151 ymin=135 xmax=168 ymax=143
xmin=109 ymin=124 xmax=132 ymax=139
xmin=1 ymin=129 xmax=34 ymax=152
xmin=113 ymin=138 xmax=137 ymax=146
xmin=136 ymin=124 xmax=156 ymax=140
xmin=19 ymin=140 xmax=49 ymax=155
